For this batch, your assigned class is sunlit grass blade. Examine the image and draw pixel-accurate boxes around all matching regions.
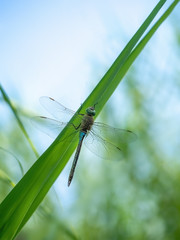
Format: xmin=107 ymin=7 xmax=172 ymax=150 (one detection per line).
xmin=0 ymin=147 xmax=24 ymax=177
xmin=0 ymin=170 xmax=15 ymax=187
xmin=0 ymin=1 xmax=179 ymax=239
xmin=0 ymin=85 xmax=39 ymax=158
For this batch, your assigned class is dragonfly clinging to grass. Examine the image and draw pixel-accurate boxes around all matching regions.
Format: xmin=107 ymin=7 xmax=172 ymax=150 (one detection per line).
xmin=33 ymin=97 xmax=136 ymax=186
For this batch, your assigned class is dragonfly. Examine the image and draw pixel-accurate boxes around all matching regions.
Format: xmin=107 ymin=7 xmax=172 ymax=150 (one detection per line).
xmin=33 ymin=96 xmax=136 ymax=186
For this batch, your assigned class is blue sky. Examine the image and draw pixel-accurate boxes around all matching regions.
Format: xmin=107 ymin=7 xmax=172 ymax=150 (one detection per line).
xmin=0 ymin=0 xmax=170 ymax=109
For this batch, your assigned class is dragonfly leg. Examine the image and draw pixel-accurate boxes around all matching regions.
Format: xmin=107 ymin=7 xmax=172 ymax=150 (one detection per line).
xmin=94 ymin=102 xmax=98 ymax=108
xmin=77 ymin=104 xmax=84 ymax=116
xmin=72 ymin=123 xmax=81 ymax=130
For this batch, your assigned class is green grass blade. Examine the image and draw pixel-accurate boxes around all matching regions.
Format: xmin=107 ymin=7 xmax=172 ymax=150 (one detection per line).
xmin=0 ymin=85 xmax=39 ymax=158
xmin=0 ymin=147 xmax=24 ymax=177
xmin=0 ymin=147 xmax=24 ymax=187
xmin=0 ymin=1 xmax=179 ymax=239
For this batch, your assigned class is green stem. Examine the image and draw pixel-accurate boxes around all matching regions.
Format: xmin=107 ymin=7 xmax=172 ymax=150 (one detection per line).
xmin=0 ymin=84 xmax=39 ymax=158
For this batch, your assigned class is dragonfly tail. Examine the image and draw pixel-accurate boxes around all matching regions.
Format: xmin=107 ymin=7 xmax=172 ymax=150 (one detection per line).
xmin=68 ymin=133 xmax=85 ymax=186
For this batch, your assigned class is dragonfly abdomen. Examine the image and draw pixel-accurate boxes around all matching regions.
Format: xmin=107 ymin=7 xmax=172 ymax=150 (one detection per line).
xmin=68 ymin=132 xmax=86 ymax=186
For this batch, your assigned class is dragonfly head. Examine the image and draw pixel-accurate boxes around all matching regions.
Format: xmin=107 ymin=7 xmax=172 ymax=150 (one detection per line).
xmin=86 ymin=106 xmax=96 ymax=116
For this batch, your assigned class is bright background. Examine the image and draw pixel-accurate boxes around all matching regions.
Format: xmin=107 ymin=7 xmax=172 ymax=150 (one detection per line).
xmin=0 ymin=1 xmax=180 ymax=239
xmin=1 ymin=0 xmax=174 ymax=107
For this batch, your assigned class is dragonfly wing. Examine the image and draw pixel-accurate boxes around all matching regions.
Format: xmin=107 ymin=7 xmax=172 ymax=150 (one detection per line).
xmin=92 ymin=122 xmax=137 ymax=146
xmin=39 ymin=96 xmax=77 ymax=121
xmin=31 ymin=116 xmax=68 ymax=138
xmin=84 ymin=131 xmax=123 ymax=160
xmin=31 ymin=116 xmax=79 ymax=141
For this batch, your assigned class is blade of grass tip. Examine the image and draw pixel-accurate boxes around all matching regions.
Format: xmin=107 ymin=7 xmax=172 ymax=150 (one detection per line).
xmin=121 ymin=0 xmax=167 ymax=52
xmin=0 ymin=1 xmax=178 ymax=239
xmin=0 ymin=169 xmax=15 ymax=187
xmin=102 ymin=0 xmax=167 ymax=68
xmin=15 ymin=1 xmax=179 ymax=235
xmin=0 ymin=84 xmax=39 ymax=158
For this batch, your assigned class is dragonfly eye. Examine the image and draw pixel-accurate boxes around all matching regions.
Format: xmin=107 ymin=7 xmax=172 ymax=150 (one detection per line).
xmin=86 ymin=107 xmax=96 ymax=116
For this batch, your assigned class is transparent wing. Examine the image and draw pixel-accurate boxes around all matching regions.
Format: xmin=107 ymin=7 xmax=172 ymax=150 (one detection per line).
xmin=40 ymin=96 xmax=80 ymax=121
xmin=31 ymin=116 xmax=80 ymax=141
xmin=92 ymin=122 xmax=137 ymax=146
xmin=31 ymin=116 xmax=68 ymax=138
xmin=84 ymin=131 xmax=123 ymax=159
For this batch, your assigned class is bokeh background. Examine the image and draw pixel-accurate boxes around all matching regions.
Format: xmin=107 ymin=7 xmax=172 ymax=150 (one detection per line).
xmin=0 ymin=1 xmax=180 ymax=239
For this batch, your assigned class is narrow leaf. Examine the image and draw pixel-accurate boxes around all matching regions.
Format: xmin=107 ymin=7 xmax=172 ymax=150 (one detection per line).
xmin=0 ymin=85 xmax=39 ymax=158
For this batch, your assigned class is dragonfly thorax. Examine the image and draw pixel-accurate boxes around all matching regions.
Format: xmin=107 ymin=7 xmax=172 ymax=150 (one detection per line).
xmin=80 ymin=114 xmax=94 ymax=132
